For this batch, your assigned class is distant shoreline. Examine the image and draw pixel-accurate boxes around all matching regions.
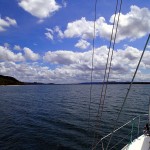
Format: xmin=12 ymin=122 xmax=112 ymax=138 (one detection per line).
xmin=2 ymin=82 xmax=150 ymax=86
xmin=0 ymin=75 xmax=150 ymax=85
xmin=78 ymin=82 xmax=150 ymax=85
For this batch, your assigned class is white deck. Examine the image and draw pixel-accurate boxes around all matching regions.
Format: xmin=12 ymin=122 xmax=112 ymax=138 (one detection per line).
xmin=122 ymin=134 xmax=150 ymax=150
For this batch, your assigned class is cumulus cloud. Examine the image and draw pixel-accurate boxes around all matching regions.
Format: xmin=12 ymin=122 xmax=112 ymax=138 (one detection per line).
xmin=18 ymin=0 xmax=61 ymax=19
xmin=110 ymin=5 xmax=150 ymax=41
xmin=0 ymin=16 xmax=17 ymax=32
xmin=43 ymin=46 xmax=109 ymax=72
xmin=44 ymin=50 xmax=79 ymax=65
xmin=14 ymin=45 xmax=22 ymax=50
xmin=61 ymin=6 xmax=150 ymax=42
xmin=75 ymin=39 xmax=90 ymax=49
xmin=23 ymin=47 xmax=39 ymax=61
xmin=0 ymin=45 xmax=149 ymax=83
xmin=43 ymin=45 xmax=150 ymax=83
xmin=0 ymin=46 xmax=24 ymax=62
xmin=0 ymin=62 xmax=54 ymax=83
xmin=63 ymin=17 xmax=94 ymax=39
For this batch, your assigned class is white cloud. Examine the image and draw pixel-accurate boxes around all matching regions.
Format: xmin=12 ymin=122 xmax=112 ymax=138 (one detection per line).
xmin=45 ymin=32 xmax=53 ymax=40
xmin=14 ymin=45 xmax=22 ymax=50
xmin=45 ymin=26 xmax=64 ymax=40
xmin=0 ymin=62 xmax=54 ymax=83
xmin=18 ymin=0 xmax=61 ymax=19
xmin=0 ymin=45 xmax=149 ymax=83
xmin=45 ymin=28 xmax=54 ymax=40
xmin=110 ymin=5 xmax=150 ymax=42
xmin=23 ymin=47 xmax=39 ymax=61
xmin=0 ymin=17 xmax=17 ymax=32
xmin=5 ymin=17 xmax=17 ymax=25
xmin=46 ymin=28 xmax=53 ymax=33
xmin=62 ymin=6 xmax=150 ymax=42
xmin=63 ymin=17 xmax=94 ymax=39
xmin=44 ymin=50 xmax=79 ymax=65
xmin=75 ymin=39 xmax=90 ymax=49
xmin=54 ymin=26 xmax=64 ymax=38
xmin=43 ymin=45 xmax=150 ymax=83
xmin=0 ymin=46 xmax=24 ymax=62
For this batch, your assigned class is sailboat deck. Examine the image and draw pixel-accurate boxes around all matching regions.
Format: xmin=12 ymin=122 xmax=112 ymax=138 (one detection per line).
xmin=122 ymin=134 xmax=150 ymax=150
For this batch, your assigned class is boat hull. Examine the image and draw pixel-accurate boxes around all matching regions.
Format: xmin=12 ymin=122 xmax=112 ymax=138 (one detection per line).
xmin=122 ymin=134 xmax=150 ymax=150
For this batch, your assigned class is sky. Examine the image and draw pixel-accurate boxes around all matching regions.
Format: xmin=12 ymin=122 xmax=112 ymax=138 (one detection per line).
xmin=0 ymin=0 xmax=150 ymax=83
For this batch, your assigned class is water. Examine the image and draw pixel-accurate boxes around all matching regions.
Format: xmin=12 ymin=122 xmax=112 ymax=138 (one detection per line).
xmin=0 ymin=84 xmax=149 ymax=150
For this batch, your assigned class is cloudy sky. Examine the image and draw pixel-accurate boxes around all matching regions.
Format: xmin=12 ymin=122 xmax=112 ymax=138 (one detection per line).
xmin=0 ymin=0 xmax=150 ymax=83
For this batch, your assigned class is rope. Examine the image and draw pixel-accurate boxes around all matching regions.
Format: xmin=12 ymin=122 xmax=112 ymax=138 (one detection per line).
xmin=92 ymin=0 xmax=122 ymax=148
xmin=97 ymin=0 xmax=119 ymax=119
xmin=97 ymin=0 xmax=122 ymax=124
xmin=88 ymin=0 xmax=97 ymax=125
xmin=106 ymin=33 xmax=150 ymax=150
xmin=88 ymin=0 xmax=98 ymax=147
xmin=105 ymin=0 xmax=123 ymax=84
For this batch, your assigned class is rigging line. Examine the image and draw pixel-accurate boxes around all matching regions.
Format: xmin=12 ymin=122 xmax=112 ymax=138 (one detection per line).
xmin=91 ymin=0 xmax=120 ymax=148
xmin=97 ymin=0 xmax=119 ymax=117
xmin=100 ymin=0 xmax=123 ymax=123
xmin=106 ymin=33 xmax=150 ymax=150
xmin=105 ymin=0 xmax=123 ymax=84
xmin=96 ymin=0 xmax=120 ymax=119
xmin=88 ymin=0 xmax=98 ymax=135
xmin=92 ymin=0 xmax=123 ymax=148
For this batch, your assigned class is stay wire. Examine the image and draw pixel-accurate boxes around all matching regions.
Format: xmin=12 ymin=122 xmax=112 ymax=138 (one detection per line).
xmin=97 ymin=0 xmax=120 ymax=120
xmin=88 ymin=0 xmax=98 ymax=139
xmin=106 ymin=33 xmax=150 ymax=150
xmin=91 ymin=0 xmax=120 ymax=148
xmin=100 ymin=0 xmax=123 ymax=125
xmin=97 ymin=0 xmax=119 ymax=117
xmin=105 ymin=0 xmax=123 ymax=86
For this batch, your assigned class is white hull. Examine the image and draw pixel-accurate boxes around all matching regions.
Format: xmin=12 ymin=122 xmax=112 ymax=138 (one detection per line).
xmin=122 ymin=134 xmax=150 ymax=150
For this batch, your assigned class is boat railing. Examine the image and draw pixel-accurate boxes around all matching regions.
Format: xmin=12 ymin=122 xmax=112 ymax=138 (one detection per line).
xmin=92 ymin=114 xmax=148 ymax=150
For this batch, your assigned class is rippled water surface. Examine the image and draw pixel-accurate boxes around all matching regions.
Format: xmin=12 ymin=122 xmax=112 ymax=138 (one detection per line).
xmin=0 ymin=84 xmax=149 ymax=150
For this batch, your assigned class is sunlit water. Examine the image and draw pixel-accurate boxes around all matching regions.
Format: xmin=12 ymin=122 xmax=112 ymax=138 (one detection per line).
xmin=0 ymin=84 xmax=149 ymax=150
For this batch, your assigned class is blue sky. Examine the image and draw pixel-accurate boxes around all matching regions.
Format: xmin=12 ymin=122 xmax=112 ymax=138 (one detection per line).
xmin=0 ymin=0 xmax=150 ymax=83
